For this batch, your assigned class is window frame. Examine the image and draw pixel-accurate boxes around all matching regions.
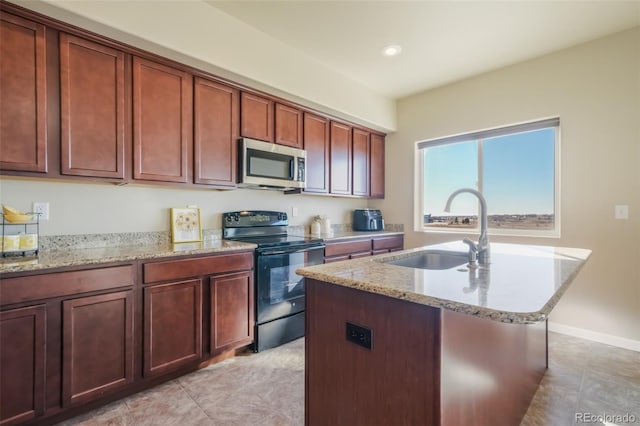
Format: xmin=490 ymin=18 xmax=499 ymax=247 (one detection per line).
xmin=414 ymin=118 xmax=561 ymax=238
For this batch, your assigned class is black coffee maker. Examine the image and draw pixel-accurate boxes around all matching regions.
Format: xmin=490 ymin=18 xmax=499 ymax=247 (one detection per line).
xmin=352 ymin=209 xmax=384 ymax=231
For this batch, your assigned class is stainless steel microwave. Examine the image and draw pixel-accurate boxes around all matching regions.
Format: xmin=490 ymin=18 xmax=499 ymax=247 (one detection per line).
xmin=238 ymin=138 xmax=306 ymax=190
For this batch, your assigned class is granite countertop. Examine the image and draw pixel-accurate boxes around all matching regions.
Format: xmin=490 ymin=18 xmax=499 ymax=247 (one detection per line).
xmin=0 ymin=240 xmax=257 ymax=274
xmin=296 ymin=241 xmax=591 ymax=324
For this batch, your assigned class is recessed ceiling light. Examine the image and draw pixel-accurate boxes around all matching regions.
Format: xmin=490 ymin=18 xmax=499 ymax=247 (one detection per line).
xmin=382 ymin=45 xmax=402 ymax=57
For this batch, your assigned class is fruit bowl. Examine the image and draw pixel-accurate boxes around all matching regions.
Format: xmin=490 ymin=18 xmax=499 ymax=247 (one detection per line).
xmin=2 ymin=205 xmax=33 ymax=223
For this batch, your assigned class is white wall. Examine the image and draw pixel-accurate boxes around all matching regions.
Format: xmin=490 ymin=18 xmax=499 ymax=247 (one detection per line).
xmin=371 ymin=27 xmax=640 ymax=343
xmin=0 ymin=179 xmax=365 ymax=236
xmin=13 ymin=0 xmax=395 ymax=132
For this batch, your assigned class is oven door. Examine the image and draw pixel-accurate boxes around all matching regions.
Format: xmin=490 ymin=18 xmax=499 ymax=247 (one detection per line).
xmin=256 ymin=245 xmax=324 ymax=324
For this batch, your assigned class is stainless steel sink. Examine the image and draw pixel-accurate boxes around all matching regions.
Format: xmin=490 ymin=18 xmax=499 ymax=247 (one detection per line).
xmin=381 ymin=250 xmax=468 ymax=270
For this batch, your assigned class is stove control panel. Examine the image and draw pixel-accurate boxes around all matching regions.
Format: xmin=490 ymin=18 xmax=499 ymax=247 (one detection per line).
xmin=223 ymin=210 xmax=288 ymax=228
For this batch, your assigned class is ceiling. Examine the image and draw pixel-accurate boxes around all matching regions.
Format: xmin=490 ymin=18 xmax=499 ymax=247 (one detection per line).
xmin=205 ymin=1 xmax=640 ymax=100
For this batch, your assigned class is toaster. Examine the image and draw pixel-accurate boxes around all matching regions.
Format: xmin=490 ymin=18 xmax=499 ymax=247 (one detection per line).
xmin=353 ymin=209 xmax=385 ymax=231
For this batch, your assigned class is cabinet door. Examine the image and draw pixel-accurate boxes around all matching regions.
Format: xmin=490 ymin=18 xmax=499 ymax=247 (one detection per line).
xmin=352 ymin=128 xmax=370 ymax=197
xmin=62 ymin=290 xmax=134 ymax=406
xmin=329 ymin=121 xmax=352 ymax=195
xmin=303 ymin=113 xmax=329 ymax=194
xmin=370 ymin=133 xmax=385 ymax=198
xmin=194 ymin=77 xmax=238 ymax=186
xmin=275 ymin=103 xmax=302 ymax=148
xmin=0 ymin=13 xmax=47 ymax=173
xmin=144 ymin=279 xmax=202 ymax=377
xmin=210 ymin=271 xmax=254 ymax=353
xmin=0 ymin=305 xmax=46 ymax=425
xmin=133 ymin=57 xmax=192 ymax=183
xmin=372 ymin=235 xmax=404 ymax=252
xmin=240 ymin=92 xmax=274 ymax=142
xmin=60 ymin=33 xmax=125 ymax=179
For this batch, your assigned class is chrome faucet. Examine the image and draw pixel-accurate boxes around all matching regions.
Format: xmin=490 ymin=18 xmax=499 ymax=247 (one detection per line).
xmin=444 ymin=188 xmax=490 ymax=266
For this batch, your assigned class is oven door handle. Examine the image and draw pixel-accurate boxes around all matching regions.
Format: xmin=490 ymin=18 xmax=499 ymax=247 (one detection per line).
xmin=258 ymin=245 xmax=325 ymax=256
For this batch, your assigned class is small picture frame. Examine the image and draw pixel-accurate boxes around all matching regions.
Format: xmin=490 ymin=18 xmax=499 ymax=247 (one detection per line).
xmin=170 ymin=207 xmax=202 ymax=243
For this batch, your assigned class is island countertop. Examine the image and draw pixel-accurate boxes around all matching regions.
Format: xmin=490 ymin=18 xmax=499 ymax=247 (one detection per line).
xmin=296 ymin=241 xmax=591 ymax=324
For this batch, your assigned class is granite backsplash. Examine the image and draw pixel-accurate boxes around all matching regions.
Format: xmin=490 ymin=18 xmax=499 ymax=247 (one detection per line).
xmin=40 ymin=224 xmax=404 ymax=251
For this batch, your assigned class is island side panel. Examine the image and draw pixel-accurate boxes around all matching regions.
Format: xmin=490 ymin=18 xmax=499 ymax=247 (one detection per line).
xmin=305 ymin=279 xmax=441 ymax=426
xmin=440 ymin=309 xmax=547 ymax=426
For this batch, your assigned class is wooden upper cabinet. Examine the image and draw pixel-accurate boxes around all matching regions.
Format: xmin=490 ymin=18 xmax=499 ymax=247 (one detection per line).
xmin=240 ymin=92 xmax=274 ymax=142
xmin=132 ymin=57 xmax=192 ymax=183
xmin=329 ymin=121 xmax=352 ymax=195
xmin=352 ymin=128 xmax=370 ymax=197
xmin=370 ymin=133 xmax=385 ymax=198
xmin=303 ymin=113 xmax=329 ymax=194
xmin=275 ymin=103 xmax=303 ymax=148
xmin=0 ymin=13 xmax=47 ymax=173
xmin=60 ymin=33 xmax=125 ymax=179
xmin=194 ymin=78 xmax=238 ymax=187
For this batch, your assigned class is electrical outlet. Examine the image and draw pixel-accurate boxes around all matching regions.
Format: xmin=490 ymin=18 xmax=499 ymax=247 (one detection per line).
xmin=346 ymin=322 xmax=373 ymax=350
xmin=615 ymin=205 xmax=628 ymax=220
xmin=33 ymin=202 xmax=49 ymax=221
xmin=291 ymin=206 xmax=299 ymax=217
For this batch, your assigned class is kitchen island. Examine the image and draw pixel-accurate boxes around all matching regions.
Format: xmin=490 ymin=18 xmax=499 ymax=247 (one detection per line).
xmin=297 ymin=241 xmax=591 ymax=426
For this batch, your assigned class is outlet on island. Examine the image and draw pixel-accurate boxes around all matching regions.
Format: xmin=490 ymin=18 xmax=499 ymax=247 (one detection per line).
xmin=345 ymin=321 xmax=373 ymax=350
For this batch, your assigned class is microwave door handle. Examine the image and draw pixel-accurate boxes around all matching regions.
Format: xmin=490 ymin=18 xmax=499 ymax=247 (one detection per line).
xmin=290 ymin=159 xmax=295 ymax=180
xmin=259 ymin=246 xmax=325 ymax=256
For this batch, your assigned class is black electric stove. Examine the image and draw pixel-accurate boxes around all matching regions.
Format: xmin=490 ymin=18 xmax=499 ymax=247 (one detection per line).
xmin=223 ymin=211 xmax=325 ymax=351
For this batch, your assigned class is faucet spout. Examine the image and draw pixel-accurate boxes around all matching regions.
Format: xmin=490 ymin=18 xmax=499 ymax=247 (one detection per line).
xmin=444 ymin=188 xmax=490 ymax=265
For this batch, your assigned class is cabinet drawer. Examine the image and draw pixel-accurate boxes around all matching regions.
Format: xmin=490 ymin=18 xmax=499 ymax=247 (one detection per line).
xmin=324 ymin=239 xmax=371 ymax=258
xmin=143 ymin=251 xmax=253 ymax=284
xmin=0 ymin=265 xmax=134 ymax=306
xmin=372 ymin=235 xmax=404 ymax=251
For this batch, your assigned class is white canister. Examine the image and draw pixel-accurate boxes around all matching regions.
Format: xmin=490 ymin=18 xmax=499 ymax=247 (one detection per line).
xmin=310 ymin=220 xmax=321 ymax=236
xmin=321 ymin=217 xmax=332 ymax=235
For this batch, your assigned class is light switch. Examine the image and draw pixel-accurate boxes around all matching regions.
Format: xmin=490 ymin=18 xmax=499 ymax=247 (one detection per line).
xmin=615 ymin=205 xmax=629 ymax=220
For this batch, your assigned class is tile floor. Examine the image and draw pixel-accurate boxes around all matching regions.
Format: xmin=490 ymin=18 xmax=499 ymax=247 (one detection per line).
xmin=57 ymin=332 xmax=639 ymax=426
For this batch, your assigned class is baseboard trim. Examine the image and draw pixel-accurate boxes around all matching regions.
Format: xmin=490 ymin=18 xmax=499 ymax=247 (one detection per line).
xmin=548 ymin=322 xmax=640 ymax=352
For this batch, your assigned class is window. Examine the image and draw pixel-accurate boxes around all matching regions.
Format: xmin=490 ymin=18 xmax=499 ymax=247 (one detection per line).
xmin=415 ymin=118 xmax=560 ymax=237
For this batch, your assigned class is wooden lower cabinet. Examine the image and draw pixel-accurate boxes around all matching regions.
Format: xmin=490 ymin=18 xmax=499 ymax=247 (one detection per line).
xmin=324 ymin=234 xmax=404 ymax=263
xmin=0 ymin=250 xmax=254 ymax=424
xmin=210 ymin=271 xmax=254 ymax=353
xmin=372 ymin=234 xmax=404 ymax=254
xmin=62 ymin=290 xmax=134 ymax=406
xmin=0 ymin=305 xmax=46 ymax=426
xmin=143 ymin=279 xmax=203 ymax=378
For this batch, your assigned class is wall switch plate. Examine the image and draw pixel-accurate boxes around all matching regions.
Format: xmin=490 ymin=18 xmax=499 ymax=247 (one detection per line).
xmin=291 ymin=206 xmax=298 ymax=217
xmin=615 ymin=205 xmax=629 ymax=220
xmin=346 ymin=321 xmax=373 ymax=350
xmin=33 ymin=202 xmax=49 ymax=221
